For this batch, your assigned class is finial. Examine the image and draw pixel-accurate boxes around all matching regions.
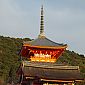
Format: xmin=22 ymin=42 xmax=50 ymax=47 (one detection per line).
xmin=38 ymin=5 xmax=45 ymax=38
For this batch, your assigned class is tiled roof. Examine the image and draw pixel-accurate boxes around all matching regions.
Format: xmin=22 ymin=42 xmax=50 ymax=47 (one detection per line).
xmin=22 ymin=61 xmax=83 ymax=81
xmin=24 ymin=37 xmax=67 ymax=47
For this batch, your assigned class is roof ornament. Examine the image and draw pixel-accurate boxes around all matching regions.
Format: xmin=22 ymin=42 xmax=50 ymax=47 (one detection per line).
xmin=38 ymin=5 xmax=45 ymax=38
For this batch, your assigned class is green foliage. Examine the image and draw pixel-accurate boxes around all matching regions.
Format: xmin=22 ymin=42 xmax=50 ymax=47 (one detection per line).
xmin=0 ymin=36 xmax=31 ymax=84
xmin=0 ymin=36 xmax=85 ymax=84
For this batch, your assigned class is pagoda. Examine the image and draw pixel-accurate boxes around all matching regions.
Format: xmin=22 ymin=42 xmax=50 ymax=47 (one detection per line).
xmin=17 ymin=5 xmax=83 ymax=85
xmin=20 ymin=5 xmax=67 ymax=63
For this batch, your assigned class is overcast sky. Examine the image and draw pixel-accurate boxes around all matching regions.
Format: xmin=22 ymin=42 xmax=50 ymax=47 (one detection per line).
xmin=0 ymin=0 xmax=85 ymax=55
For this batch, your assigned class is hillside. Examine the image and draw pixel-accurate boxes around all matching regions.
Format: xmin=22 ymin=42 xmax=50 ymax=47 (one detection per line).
xmin=0 ymin=36 xmax=85 ymax=85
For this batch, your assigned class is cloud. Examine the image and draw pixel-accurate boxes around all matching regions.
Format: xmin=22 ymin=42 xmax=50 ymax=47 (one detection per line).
xmin=0 ymin=0 xmax=32 ymax=37
xmin=45 ymin=3 xmax=85 ymax=55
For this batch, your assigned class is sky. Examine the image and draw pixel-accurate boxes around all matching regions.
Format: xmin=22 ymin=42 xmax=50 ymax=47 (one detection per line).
xmin=0 ymin=0 xmax=85 ymax=55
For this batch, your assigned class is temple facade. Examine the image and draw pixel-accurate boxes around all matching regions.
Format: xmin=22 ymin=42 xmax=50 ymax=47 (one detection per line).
xmin=17 ymin=6 xmax=83 ymax=85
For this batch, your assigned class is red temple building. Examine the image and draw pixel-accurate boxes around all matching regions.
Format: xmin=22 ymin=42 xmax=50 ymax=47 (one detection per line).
xmin=17 ymin=6 xmax=83 ymax=85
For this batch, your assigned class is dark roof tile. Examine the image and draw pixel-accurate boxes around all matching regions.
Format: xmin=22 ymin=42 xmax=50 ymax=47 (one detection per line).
xmin=24 ymin=37 xmax=67 ymax=47
xmin=22 ymin=61 xmax=83 ymax=81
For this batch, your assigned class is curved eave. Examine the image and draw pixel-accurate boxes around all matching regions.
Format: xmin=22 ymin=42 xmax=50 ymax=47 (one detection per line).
xmin=40 ymin=78 xmax=84 ymax=83
xmin=23 ymin=44 xmax=67 ymax=49
xmin=25 ymin=76 xmax=83 ymax=82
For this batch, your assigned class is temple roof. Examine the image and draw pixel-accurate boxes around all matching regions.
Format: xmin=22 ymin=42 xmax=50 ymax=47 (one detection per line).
xmin=21 ymin=61 xmax=83 ymax=81
xmin=24 ymin=37 xmax=67 ymax=47
xmin=23 ymin=6 xmax=67 ymax=48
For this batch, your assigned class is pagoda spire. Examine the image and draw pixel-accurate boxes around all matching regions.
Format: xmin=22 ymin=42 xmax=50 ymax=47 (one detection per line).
xmin=38 ymin=5 xmax=45 ymax=38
